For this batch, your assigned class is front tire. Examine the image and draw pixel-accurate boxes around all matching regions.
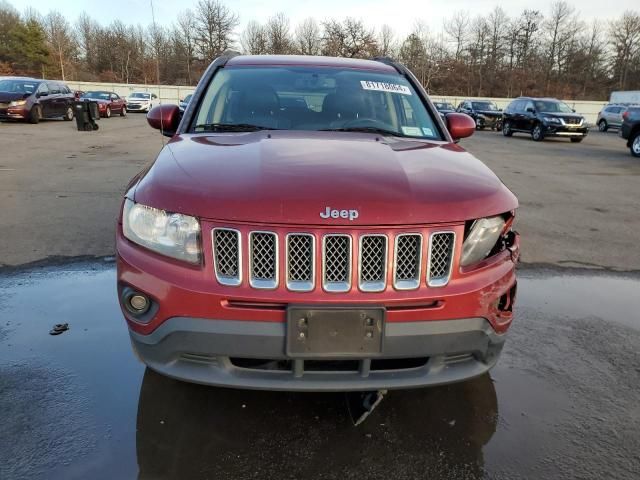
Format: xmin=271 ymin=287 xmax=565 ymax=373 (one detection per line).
xmin=29 ymin=105 xmax=41 ymax=124
xmin=105 ymin=106 xmax=111 ymax=118
xmin=63 ymin=105 xmax=73 ymax=121
xmin=502 ymin=120 xmax=513 ymax=137
xmin=598 ymin=120 xmax=608 ymax=132
xmin=631 ymin=132 xmax=640 ymax=158
xmin=120 ymin=105 xmax=127 ymax=117
xmin=531 ymin=123 xmax=544 ymax=141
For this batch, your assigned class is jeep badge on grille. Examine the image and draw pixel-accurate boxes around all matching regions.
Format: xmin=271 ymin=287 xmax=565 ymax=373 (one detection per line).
xmin=320 ymin=207 xmax=359 ymax=221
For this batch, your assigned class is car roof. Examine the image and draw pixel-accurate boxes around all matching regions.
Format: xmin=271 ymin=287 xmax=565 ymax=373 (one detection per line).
xmin=226 ymin=55 xmax=397 ymax=73
xmin=516 ymin=97 xmax=561 ymax=101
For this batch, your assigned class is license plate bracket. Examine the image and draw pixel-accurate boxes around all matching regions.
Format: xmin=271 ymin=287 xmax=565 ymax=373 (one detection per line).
xmin=286 ymin=306 xmax=385 ymax=358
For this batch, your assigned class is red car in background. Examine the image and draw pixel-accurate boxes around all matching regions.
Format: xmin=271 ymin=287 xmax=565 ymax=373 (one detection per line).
xmin=80 ymin=91 xmax=127 ymax=118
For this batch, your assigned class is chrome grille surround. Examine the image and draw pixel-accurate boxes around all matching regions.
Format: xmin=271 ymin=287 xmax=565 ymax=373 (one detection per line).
xmin=358 ymin=234 xmax=388 ymax=292
xmin=249 ymin=231 xmax=278 ymax=289
xmin=393 ymin=233 xmax=423 ymax=290
xmin=212 ymin=228 xmax=241 ymax=286
xmin=322 ymin=234 xmax=352 ymax=293
xmin=286 ymin=233 xmax=315 ymax=292
xmin=427 ymin=231 xmax=456 ymax=287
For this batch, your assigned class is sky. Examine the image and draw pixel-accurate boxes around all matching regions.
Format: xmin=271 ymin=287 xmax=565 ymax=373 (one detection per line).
xmin=7 ymin=0 xmax=639 ymax=39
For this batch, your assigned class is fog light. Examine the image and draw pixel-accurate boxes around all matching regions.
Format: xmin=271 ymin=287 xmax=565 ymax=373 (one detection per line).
xmin=129 ymin=294 xmax=149 ymax=311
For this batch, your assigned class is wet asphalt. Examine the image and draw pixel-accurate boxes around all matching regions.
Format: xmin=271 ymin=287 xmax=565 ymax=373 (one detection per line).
xmin=0 ymin=262 xmax=639 ymax=480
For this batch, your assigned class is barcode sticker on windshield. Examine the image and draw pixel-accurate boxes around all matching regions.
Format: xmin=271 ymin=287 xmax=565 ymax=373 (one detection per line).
xmin=360 ymin=81 xmax=411 ymax=95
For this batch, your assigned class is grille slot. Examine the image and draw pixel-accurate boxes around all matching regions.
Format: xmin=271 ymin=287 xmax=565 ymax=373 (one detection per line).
xmin=427 ymin=232 xmax=455 ymax=287
xmin=323 ymin=235 xmax=352 ymax=292
xmin=286 ymin=233 xmax=315 ymax=292
xmin=212 ymin=228 xmax=241 ymax=286
xmin=393 ymin=234 xmax=422 ymax=290
xmin=359 ymin=235 xmax=388 ymax=292
xmin=249 ymin=231 xmax=278 ymax=289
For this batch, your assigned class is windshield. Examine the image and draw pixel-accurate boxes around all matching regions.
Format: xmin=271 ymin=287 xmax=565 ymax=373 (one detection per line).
xmin=0 ymin=79 xmax=39 ymax=94
xmin=472 ymin=101 xmax=498 ymax=111
xmin=534 ymin=100 xmax=573 ymax=113
xmin=192 ymin=66 xmax=442 ymax=139
xmin=130 ymin=93 xmax=150 ymax=99
xmin=83 ymin=91 xmax=111 ymax=100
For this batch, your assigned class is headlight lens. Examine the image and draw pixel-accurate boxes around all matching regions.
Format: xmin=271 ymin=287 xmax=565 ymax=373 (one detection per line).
xmin=122 ymin=199 xmax=201 ymax=263
xmin=543 ymin=116 xmax=561 ymax=124
xmin=461 ymin=216 xmax=505 ymax=267
xmin=9 ymin=100 xmax=27 ymax=106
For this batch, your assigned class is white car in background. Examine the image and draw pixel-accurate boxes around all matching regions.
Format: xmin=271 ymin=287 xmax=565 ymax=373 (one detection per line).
xmin=126 ymin=92 xmax=158 ymax=112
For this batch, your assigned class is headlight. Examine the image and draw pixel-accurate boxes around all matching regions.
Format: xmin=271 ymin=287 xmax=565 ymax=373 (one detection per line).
xmin=122 ymin=199 xmax=201 ymax=263
xmin=9 ymin=100 xmax=27 ymax=106
xmin=461 ymin=216 xmax=505 ymax=267
xmin=543 ymin=116 xmax=561 ymax=124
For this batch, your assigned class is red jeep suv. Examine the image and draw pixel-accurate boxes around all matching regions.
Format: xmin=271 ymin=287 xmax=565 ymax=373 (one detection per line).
xmin=117 ymin=55 xmax=519 ymax=391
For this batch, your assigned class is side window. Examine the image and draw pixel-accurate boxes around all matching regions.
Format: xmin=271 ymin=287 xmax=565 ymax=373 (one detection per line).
xmin=37 ymin=83 xmax=49 ymax=96
xmin=613 ymin=107 xmax=622 ymax=114
xmin=48 ymin=82 xmax=61 ymax=94
xmin=457 ymin=102 xmax=464 ymax=110
xmin=524 ymin=100 xmax=535 ymax=112
xmin=111 ymin=93 xmax=119 ymax=100
xmin=152 ymin=94 xmax=158 ymax=99
xmin=60 ymin=85 xmax=70 ymax=94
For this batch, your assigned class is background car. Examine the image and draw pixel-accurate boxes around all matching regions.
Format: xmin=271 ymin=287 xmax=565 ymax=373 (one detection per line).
xmin=597 ymin=104 xmax=630 ymax=132
xmin=179 ymin=93 xmax=193 ymax=112
xmin=0 ymin=77 xmax=75 ymax=123
xmin=433 ymin=101 xmax=456 ymax=120
xmin=80 ymin=91 xmax=127 ymax=118
xmin=456 ymin=99 xmax=502 ymax=130
xmin=620 ymin=107 xmax=640 ymax=157
xmin=126 ymin=92 xmax=158 ymax=112
xmin=502 ymin=97 xmax=588 ymax=142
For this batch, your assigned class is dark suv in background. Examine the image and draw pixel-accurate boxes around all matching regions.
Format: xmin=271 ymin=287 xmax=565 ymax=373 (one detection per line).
xmin=502 ymin=97 xmax=588 ymax=142
xmin=456 ymin=99 xmax=502 ymax=130
xmin=0 ymin=77 xmax=75 ymax=123
xmin=620 ymin=107 xmax=640 ymax=157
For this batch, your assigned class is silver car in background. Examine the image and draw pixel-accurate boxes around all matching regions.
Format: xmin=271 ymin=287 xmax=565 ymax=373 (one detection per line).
xmin=597 ymin=104 xmax=628 ymax=132
xmin=126 ymin=92 xmax=158 ymax=113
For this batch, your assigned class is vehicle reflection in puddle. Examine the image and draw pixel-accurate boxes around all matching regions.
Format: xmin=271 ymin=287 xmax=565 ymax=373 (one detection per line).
xmin=0 ymin=264 xmax=639 ymax=479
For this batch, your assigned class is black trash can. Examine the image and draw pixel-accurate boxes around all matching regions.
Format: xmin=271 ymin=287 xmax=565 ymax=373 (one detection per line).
xmin=73 ymin=101 xmax=99 ymax=131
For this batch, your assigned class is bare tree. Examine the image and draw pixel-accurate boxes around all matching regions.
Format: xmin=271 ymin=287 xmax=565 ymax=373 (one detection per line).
xmin=194 ymin=0 xmax=239 ymax=61
xmin=241 ymin=20 xmax=268 ymax=54
xmin=444 ymin=11 xmax=469 ymax=62
xmin=294 ymin=17 xmax=321 ymax=56
xmin=265 ymin=13 xmax=292 ymax=54
xmin=543 ymin=1 xmax=582 ymax=93
xmin=322 ymin=18 xmax=377 ymax=58
xmin=177 ymin=10 xmax=197 ymax=84
xmin=44 ymin=11 xmax=77 ymax=80
xmin=377 ymin=24 xmax=396 ymax=57
xmin=609 ymin=11 xmax=640 ymax=90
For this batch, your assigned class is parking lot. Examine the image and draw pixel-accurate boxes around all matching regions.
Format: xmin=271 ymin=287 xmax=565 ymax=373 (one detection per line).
xmin=1 ymin=114 xmax=638 ymax=271
xmin=1 ymin=114 xmax=640 ymax=479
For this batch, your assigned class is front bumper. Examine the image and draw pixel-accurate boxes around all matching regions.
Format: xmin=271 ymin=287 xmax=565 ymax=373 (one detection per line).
xmin=130 ymin=316 xmax=505 ymax=391
xmin=543 ymin=124 xmax=589 ymax=137
xmin=0 ymin=107 xmax=28 ymax=119
xmin=475 ymin=116 xmax=501 ymax=128
xmin=127 ymin=103 xmax=150 ymax=112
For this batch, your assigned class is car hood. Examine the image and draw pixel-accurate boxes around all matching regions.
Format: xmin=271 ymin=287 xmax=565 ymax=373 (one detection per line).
xmin=128 ymin=97 xmax=149 ymax=102
xmin=133 ymin=131 xmax=518 ymax=226
xmin=0 ymin=92 xmax=29 ymax=102
xmin=477 ymin=110 xmax=501 ymax=116
xmin=82 ymin=98 xmax=108 ymax=104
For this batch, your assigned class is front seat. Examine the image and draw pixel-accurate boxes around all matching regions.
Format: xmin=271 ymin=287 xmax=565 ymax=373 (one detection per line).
xmin=237 ymin=85 xmax=283 ymax=128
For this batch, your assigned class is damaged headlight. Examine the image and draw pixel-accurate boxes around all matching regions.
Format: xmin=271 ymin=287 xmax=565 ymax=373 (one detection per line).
xmin=122 ymin=199 xmax=201 ymax=263
xmin=460 ymin=216 xmax=505 ymax=267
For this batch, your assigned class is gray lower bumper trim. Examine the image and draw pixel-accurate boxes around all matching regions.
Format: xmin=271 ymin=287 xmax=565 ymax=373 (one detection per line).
xmin=129 ymin=317 xmax=505 ymax=391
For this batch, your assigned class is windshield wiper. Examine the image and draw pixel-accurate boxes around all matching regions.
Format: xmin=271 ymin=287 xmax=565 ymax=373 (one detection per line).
xmin=320 ymin=126 xmax=406 ymax=137
xmin=194 ymin=123 xmax=278 ymax=132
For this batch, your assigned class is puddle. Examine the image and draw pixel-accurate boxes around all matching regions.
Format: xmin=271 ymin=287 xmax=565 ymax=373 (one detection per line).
xmin=0 ymin=265 xmax=639 ymax=479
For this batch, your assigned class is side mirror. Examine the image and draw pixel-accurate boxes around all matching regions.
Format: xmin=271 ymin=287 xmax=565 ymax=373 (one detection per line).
xmin=147 ymin=104 xmax=181 ymax=137
xmin=446 ymin=112 xmax=475 ymax=141
xmin=526 ymin=107 xmax=535 ymax=113
xmin=37 ymin=92 xmax=48 ymax=97
xmin=572 ymin=108 xmax=576 ymax=113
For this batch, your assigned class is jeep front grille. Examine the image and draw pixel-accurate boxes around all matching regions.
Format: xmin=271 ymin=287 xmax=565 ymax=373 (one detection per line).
xmin=427 ymin=232 xmax=455 ymax=287
xmin=286 ymin=233 xmax=315 ymax=292
xmin=322 ymin=235 xmax=352 ymax=292
xmin=393 ymin=234 xmax=422 ymax=290
xmin=249 ymin=232 xmax=278 ymax=289
xmin=359 ymin=235 xmax=388 ymax=292
xmin=211 ymin=228 xmax=457 ymax=291
xmin=213 ymin=228 xmax=241 ymax=286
